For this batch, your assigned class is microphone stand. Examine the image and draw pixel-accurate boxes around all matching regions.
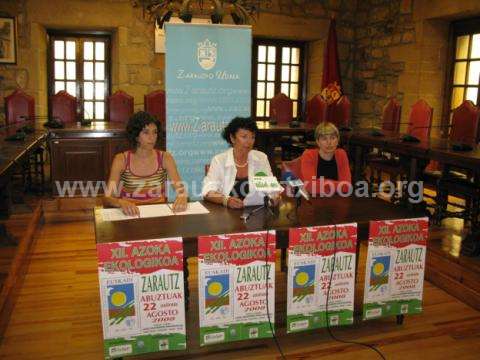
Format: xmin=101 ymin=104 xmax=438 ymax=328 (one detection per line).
xmin=240 ymin=195 xmax=275 ymax=222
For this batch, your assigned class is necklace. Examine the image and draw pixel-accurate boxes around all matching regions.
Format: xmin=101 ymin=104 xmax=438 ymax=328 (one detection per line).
xmin=233 ymin=149 xmax=248 ymax=168
xmin=235 ymin=160 xmax=248 ymax=168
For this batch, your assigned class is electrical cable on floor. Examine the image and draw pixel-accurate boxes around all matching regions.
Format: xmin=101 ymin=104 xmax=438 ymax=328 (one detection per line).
xmin=324 ymin=223 xmax=387 ymax=360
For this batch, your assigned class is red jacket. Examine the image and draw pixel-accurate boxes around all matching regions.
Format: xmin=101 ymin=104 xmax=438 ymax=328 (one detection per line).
xmin=300 ymin=148 xmax=352 ymax=195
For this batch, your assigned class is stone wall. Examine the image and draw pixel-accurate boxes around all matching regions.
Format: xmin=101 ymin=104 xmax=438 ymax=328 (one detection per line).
xmin=0 ymin=0 xmax=356 ymax=125
xmin=2 ymin=0 xmax=480 ymax=130
xmin=353 ymin=0 xmax=480 ymax=137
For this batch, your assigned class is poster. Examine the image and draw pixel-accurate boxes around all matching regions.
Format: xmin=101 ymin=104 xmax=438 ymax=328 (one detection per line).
xmin=165 ymin=24 xmax=251 ymax=200
xmin=198 ymin=231 xmax=276 ymax=346
xmin=363 ymin=217 xmax=428 ymax=320
xmin=97 ymin=238 xmax=186 ymax=358
xmin=287 ymin=224 xmax=357 ymax=333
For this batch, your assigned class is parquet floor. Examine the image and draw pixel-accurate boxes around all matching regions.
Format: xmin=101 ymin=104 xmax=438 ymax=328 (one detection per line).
xmin=0 ymin=219 xmax=479 ymax=359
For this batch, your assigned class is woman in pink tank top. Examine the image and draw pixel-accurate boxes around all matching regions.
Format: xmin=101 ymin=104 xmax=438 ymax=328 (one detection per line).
xmin=104 ymin=111 xmax=187 ymax=215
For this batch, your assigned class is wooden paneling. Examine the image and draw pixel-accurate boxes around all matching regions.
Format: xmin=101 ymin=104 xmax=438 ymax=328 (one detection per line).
xmin=48 ymin=123 xmax=128 ymax=196
xmin=50 ymin=138 xmax=110 ymax=196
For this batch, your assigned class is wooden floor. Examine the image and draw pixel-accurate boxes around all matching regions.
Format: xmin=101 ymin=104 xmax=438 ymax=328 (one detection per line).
xmin=0 ymin=216 xmax=479 ymax=359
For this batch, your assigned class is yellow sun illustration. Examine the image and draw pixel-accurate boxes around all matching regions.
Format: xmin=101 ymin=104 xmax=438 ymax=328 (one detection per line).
xmin=208 ymin=281 xmax=223 ymax=296
xmin=295 ymin=271 xmax=309 ymax=286
xmin=111 ymin=291 xmax=127 ymax=306
xmin=373 ymin=262 xmax=385 ymax=275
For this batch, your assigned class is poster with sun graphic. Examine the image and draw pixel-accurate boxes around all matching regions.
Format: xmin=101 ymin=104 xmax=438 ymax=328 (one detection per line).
xmin=287 ymin=224 xmax=357 ymax=333
xmin=198 ymin=231 xmax=276 ymax=346
xmin=97 ymin=238 xmax=186 ymax=358
xmin=363 ymin=218 xmax=428 ymax=320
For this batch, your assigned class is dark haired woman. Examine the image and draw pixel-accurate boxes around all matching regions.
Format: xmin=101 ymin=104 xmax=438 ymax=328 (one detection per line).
xmin=202 ymin=117 xmax=277 ymax=209
xmin=104 ymin=111 xmax=187 ymax=215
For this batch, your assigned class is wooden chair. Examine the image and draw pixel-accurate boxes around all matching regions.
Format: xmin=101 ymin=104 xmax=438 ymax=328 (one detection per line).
xmin=50 ymin=90 xmax=77 ymax=124
xmin=381 ymin=97 xmax=402 ymax=132
xmin=270 ymin=93 xmax=293 ymax=125
xmin=108 ymin=90 xmax=133 ymax=123
xmin=406 ymin=99 xmax=433 ymax=141
xmin=144 ymin=90 xmax=166 ymax=127
xmin=4 ymin=89 xmax=44 ymax=192
xmin=434 ymin=100 xmax=480 ymax=227
xmin=269 ymin=93 xmax=296 ymax=159
xmin=330 ymin=95 xmax=351 ymax=129
xmin=367 ymin=98 xmax=402 ymax=162
xmin=5 ymin=89 xmax=35 ymax=125
xmin=306 ymin=95 xmax=327 ymax=125
xmin=145 ymin=90 xmax=166 ymax=149
xmin=368 ymin=99 xmax=432 ymax=202
xmin=290 ymin=95 xmax=327 ymax=156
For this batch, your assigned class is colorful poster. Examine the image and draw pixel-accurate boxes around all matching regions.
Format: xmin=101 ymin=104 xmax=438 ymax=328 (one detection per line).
xmin=97 ymin=238 xmax=186 ymax=359
xmin=165 ymin=24 xmax=251 ymax=200
xmin=198 ymin=231 xmax=276 ymax=346
xmin=363 ymin=217 xmax=428 ymax=320
xmin=287 ymin=224 xmax=357 ymax=333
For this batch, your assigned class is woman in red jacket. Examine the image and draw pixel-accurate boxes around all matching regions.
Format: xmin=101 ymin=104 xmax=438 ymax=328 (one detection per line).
xmin=300 ymin=122 xmax=352 ymax=196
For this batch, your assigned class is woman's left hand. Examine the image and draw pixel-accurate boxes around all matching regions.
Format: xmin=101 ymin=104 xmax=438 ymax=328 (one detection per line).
xmin=172 ymin=194 xmax=188 ymax=212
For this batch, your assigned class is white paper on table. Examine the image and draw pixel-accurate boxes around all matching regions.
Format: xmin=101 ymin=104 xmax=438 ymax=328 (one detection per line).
xmin=170 ymin=201 xmax=210 ymax=216
xmin=139 ymin=203 xmax=174 ymax=218
xmin=100 ymin=208 xmax=137 ymax=222
xmin=100 ymin=202 xmax=209 ymax=221
xmin=100 ymin=204 xmax=173 ymax=222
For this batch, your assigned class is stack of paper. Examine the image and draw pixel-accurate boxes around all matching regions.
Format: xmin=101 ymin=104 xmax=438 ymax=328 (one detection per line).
xmin=100 ymin=202 xmax=210 ymax=222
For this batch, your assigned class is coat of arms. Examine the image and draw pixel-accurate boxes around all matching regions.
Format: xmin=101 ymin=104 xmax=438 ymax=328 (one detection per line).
xmin=197 ymin=39 xmax=217 ymax=70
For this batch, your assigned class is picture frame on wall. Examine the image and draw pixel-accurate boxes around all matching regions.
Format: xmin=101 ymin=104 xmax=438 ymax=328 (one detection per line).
xmin=0 ymin=16 xmax=17 ymax=64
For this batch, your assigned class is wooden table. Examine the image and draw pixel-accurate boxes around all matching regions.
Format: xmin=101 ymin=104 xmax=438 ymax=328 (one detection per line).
xmin=94 ymin=196 xmax=419 ymax=357
xmin=0 ymin=121 xmax=47 ymax=216
xmin=255 ymin=121 xmax=315 ymax=163
xmin=346 ymin=128 xmax=480 ymax=181
xmin=0 ymin=121 xmax=47 ymax=242
xmin=95 ymin=196 xmax=415 ymax=251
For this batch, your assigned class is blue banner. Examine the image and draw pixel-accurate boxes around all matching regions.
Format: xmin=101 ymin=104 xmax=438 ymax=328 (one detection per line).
xmin=165 ymin=24 xmax=251 ymax=200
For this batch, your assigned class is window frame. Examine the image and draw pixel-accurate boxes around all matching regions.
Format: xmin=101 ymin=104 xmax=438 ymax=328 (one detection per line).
xmin=47 ymin=30 xmax=112 ymax=122
xmin=443 ymin=18 xmax=480 ymax=133
xmin=252 ymin=37 xmax=307 ymax=120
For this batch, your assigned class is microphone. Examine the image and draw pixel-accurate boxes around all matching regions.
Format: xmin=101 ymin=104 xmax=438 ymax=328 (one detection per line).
xmin=281 ymin=170 xmax=310 ymax=202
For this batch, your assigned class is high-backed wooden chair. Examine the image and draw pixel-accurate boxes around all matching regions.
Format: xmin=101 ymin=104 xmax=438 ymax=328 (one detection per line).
xmin=330 ymin=95 xmax=351 ymax=129
xmin=366 ymin=98 xmax=402 ymax=162
xmin=108 ymin=90 xmax=133 ymax=123
xmin=289 ymin=95 xmax=327 ymax=155
xmin=144 ymin=90 xmax=166 ymax=127
xmin=50 ymin=90 xmax=77 ymax=124
xmin=4 ymin=89 xmax=44 ymax=192
xmin=270 ymin=93 xmax=293 ymax=125
xmin=406 ymin=99 xmax=433 ymax=141
xmin=381 ymin=97 xmax=402 ymax=132
xmin=434 ymin=100 xmax=480 ymax=227
xmin=5 ymin=89 xmax=35 ymax=125
xmin=369 ymin=99 xmax=432 ymax=202
xmin=306 ymin=95 xmax=327 ymax=125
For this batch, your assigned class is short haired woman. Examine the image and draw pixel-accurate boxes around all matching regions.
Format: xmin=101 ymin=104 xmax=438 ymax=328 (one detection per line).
xmin=300 ymin=122 xmax=351 ymax=196
xmin=202 ymin=117 xmax=277 ymax=208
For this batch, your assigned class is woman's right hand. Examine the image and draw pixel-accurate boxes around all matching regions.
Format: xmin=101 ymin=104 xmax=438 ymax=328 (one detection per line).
xmin=227 ymin=196 xmax=244 ymax=209
xmin=119 ymin=199 xmax=140 ymax=217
